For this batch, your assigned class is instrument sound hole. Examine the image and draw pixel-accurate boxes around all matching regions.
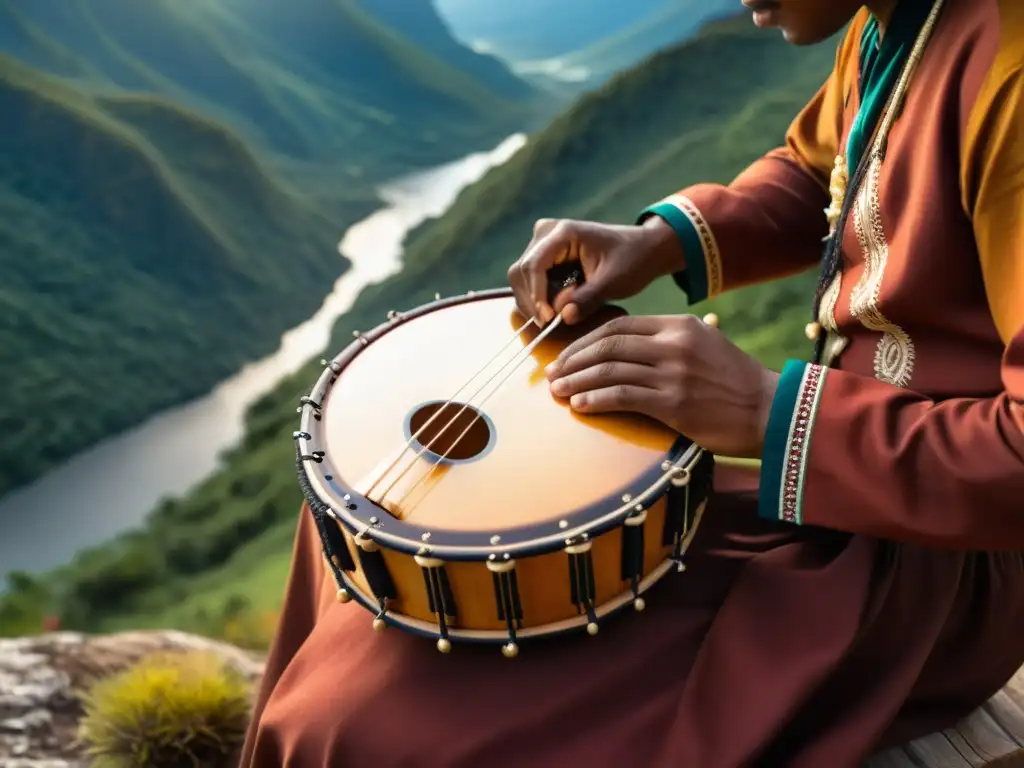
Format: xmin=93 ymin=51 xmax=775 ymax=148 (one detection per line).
xmin=406 ymin=401 xmax=495 ymax=464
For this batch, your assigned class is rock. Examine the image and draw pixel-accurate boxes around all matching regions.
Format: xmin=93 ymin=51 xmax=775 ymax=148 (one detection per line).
xmin=0 ymin=630 xmax=265 ymax=767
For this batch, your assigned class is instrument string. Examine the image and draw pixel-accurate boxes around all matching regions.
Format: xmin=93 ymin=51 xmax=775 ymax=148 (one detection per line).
xmin=388 ymin=315 xmax=565 ymax=512
xmin=362 ymin=316 xmax=536 ymax=499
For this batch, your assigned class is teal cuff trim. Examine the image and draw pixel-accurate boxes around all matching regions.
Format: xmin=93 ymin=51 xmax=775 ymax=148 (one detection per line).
xmin=638 ymin=203 xmax=708 ymax=304
xmin=758 ymin=359 xmax=807 ymax=523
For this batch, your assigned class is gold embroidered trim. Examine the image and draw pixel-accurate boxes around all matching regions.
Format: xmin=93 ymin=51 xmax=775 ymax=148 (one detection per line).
xmin=818 ymin=273 xmax=848 ymax=366
xmin=850 ymin=154 xmax=916 ymax=386
xmin=779 ymin=364 xmax=828 ymax=524
xmin=661 ymin=194 xmax=723 ymax=298
xmin=824 ymin=0 xmax=943 ymax=383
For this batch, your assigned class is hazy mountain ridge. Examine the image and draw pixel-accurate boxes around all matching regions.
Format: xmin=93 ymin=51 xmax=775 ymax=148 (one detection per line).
xmin=435 ymin=0 xmax=674 ymax=60
xmin=0 ymin=14 xmax=839 ymax=639
xmin=0 ymin=55 xmax=368 ymax=496
xmin=0 ymin=0 xmax=547 ymax=178
xmin=436 ymin=0 xmax=737 ymax=89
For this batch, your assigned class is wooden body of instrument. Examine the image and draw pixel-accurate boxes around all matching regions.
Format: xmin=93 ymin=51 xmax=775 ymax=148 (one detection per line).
xmin=295 ymin=289 xmax=714 ymax=656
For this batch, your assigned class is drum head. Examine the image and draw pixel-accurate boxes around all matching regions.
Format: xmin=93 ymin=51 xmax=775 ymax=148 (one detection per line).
xmin=321 ymin=295 xmax=677 ymax=534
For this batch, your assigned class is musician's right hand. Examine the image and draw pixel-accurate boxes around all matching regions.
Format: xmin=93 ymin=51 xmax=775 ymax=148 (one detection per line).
xmin=507 ymin=217 xmax=685 ymax=327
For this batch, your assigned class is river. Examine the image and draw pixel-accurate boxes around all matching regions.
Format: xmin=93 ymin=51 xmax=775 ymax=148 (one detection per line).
xmin=0 ymin=134 xmax=528 ymax=580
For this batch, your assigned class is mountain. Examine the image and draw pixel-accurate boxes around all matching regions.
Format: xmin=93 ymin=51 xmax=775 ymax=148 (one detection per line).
xmin=436 ymin=0 xmax=737 ymax=90
xmin=349 ymin=0 xmax=535 ymax=101
xmin=0 ymin=0 xmax=547 ymax=496
xmin=0 ymin=0 xmax=547 ymax=181
xmin=435 ymin=0 xmax=673 ymax=61
xmin=552 ymin=1 xmax=740 ymax=84
xmin=0 ymin=13 xmax=840 ymax=638
xmin=0 ymin=56 xmax=372 ymax=497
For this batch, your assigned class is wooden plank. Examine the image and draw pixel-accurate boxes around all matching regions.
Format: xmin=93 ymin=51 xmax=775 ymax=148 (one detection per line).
xmin=865 ymin=665 xmax=1024 ymax=767
xmin=941 ymin=729 xmax=990 ymax=767
xmin=904 ymin=734 xmax=979 ymax=768
xmin=954 ymin=708 xmax=1023 ymax=760
xmin=998 ymin=668 xmax=1024 ymax=713
xmin=984 ymin=695 xmax=1024 ymax=748
xmin=986 ymin=749 xmax=1024 ymax=767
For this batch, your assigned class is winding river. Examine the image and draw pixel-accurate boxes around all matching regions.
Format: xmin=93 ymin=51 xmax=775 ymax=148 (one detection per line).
xmin=0 ymin=134 xmax=528 ymax=579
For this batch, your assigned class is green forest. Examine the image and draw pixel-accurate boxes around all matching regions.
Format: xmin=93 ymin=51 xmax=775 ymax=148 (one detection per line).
xmin=0 ymin=15 xmax=837 ymax=644
xmin=0 ymin=0 xmax=548 ymax=495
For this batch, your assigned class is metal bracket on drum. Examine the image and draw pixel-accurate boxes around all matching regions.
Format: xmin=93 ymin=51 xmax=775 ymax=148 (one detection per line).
xmin=621 ymin=502 xmax=649 ymax=612
xmin=565 ymin=535 xmax=600 ymax=636
xmin=486 ymin=553 xmax=523 ymax=658
xmin=415 ymin=551 xmax=459 ymax=654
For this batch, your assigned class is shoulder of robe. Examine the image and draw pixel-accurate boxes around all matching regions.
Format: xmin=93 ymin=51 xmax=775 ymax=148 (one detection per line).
xmin=957 ymin=0 xmax=1024 ymax=215
xmin=834 ymin=9 xmax=872 ymax=97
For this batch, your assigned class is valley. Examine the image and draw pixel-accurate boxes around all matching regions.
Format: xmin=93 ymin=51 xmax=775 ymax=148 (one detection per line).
xmin=0 ymin=14 xmax=839 ymax=644
xmin=0 ymin=0 xmax=547 ymax=497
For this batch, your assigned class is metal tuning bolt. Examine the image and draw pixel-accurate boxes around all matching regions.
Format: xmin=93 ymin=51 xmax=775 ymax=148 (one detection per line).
xmin=435 ymin=292 xmax=441 ymax=300
xmin=670 ymin=466 xmax=691 ymax=488
xmin=436 ymin=638 xmax=453 ymax=654
xmin=372 ymin=598 xmax=388 ymax=632
xmin=702 ymin=312 xmax=720 ymax=329
xmin=336 ymin=588 xmax=352 ymax=604
xmin=501 ymin=642 xmax=519 ymax=659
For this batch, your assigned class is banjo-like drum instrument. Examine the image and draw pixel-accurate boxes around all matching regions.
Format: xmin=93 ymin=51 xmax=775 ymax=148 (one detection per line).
xmin=295 ymin=270 xmax=714 ymax=657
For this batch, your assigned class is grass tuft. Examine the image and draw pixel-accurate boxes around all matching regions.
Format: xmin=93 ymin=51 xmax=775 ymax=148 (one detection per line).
xmin=78 ymin=651 xmax=252 ymax=768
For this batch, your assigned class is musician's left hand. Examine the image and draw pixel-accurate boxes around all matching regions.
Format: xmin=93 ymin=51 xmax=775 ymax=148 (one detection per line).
xmin=545 ymin=314 xmax=779 ymax=459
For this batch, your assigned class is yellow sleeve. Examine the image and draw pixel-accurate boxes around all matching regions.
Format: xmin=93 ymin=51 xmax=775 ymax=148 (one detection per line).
xmin=961 ymin=0 xmax=1024 ymax=345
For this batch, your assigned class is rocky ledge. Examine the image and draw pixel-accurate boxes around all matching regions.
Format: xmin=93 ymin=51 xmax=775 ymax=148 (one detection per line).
xmin=3 ymin=630 xmax=1024 ymax=767
xmin=0 ymin=631 xmax=265 ymax=768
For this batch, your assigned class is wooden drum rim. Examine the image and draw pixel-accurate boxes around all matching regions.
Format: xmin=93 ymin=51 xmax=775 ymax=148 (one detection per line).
xmin=296 ymin=288 xmax=706 ymax=562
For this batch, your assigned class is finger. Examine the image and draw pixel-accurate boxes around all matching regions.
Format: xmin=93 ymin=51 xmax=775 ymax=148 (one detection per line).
xmin=533 ymin=217 xmax=558 ymax=239
xmin=547 ymin=335 xmax=663 ymax=380
xmin=551 ymin=281 xmax=594 ymax=326
xmin=519 ymin=228 xmax=572 ymax=324
xmin=549 ymin=361 xmax=655 ymax=398
xmin=550 ymin=316 xmax=663 ymax=372
xmin=569 ymin=384 xmax=663 ymax=416
xmin=507 ymin=257 xmax=533 ymax=320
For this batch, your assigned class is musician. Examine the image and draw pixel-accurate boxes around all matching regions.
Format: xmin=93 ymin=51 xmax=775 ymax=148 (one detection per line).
xmin=241 ymin=0 xmax=1024 ymax=765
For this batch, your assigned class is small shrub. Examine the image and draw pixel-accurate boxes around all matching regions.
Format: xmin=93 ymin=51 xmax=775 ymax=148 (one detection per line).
xmin=78 ymin=651 xmax=252 ymax=768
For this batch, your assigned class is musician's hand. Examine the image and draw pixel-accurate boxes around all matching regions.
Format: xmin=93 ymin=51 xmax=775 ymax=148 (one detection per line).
xmin=545 ymin=314 xmax=779 ymax=459
xmin=507 ymin=217 xmax=684 ymax=327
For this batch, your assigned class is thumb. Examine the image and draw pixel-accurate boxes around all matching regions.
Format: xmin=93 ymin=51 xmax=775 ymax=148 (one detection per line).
xmin=553 ymin=278 xmax=605 ymax=325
